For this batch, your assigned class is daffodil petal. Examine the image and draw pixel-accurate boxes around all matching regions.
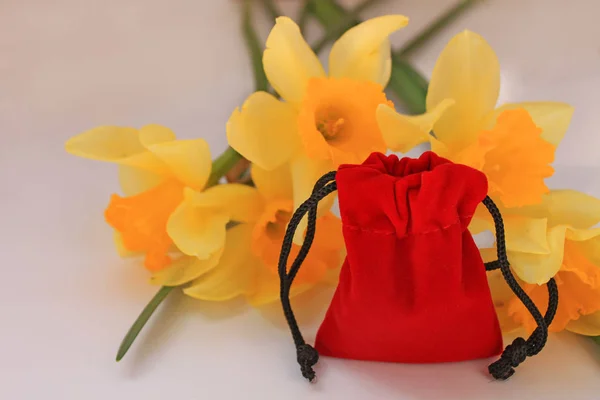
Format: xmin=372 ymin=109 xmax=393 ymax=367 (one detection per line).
xmin=513 ymin=190 xmax=600 ymax=229
xmin=227 ymin=91 xmax=300 ymax=170
xmin=251 ymin=163 xmax=293 ymax=201
xmin=147 ymin=138 xmax=212 ymax=190
xmin=504 ymin=216 xmax=550 ymax=254
xmin=566 ymin=311 xmax=600 ymax=336
xmin=65 ymin=126 xmax=167 ymax=173
xmin=508 ymin=226 xmax=566 ymax=284
xmin=138 ymin=124 xmax=177 ymax=147
xmin=290 ymin=153 xmax=336 ymax=244
xmin=469 ymin=205 xmax=493 ymax=234
xmin=118 ymin=165 xmax=165 ymax=196
xmin=376 ymin=99 xmax=454 ymax=153
xmin=263 ymin=17 xmax=325 ymax=104
xmin=545 ymin=191 xmax=600 ymax=229
xmin=329 ymin=15 xmax=409 ymax=86
xmin=193 ymin=184 xmax=264 ymax=223
xmin=427 ymin=30 xmax=500 ymax=148
xmin=492 ymin=102 xmax=574 ymax=146
xmin=150 ymin=250 xmax=223 ymax=286
xmin=167 ymin=188 xmax=228 ymax=258
xmin=183 ymin=224 xmax=258 ymax=301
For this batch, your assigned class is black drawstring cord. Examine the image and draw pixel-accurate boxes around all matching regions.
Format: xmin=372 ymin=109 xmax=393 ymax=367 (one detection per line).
xmin=483 ymin=196 xmax=559 ymax=380
xmin=279 ymin=171 xmax=337 ymax=382
xmin=485 ymin=260 xmax=558 ymax=328
xmin=279 ymin=179 xmax=560 ymax=382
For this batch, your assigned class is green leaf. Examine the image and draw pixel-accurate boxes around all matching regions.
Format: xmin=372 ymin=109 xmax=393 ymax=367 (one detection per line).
xmin=387 ymin=60 xmax=428 ymax=114
xmin=591 ymin=336 xmax=600 ymax=346
xmin=116 ymin=286 xmax=175 ymax=361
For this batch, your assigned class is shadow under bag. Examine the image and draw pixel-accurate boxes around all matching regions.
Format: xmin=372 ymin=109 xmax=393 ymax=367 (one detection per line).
xmin=278 ymin=152 xmax=558 ymax=382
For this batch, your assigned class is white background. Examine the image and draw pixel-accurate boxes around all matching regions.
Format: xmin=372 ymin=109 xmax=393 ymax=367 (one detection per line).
xmin=2 ymin=0 xmax=600 ymax=399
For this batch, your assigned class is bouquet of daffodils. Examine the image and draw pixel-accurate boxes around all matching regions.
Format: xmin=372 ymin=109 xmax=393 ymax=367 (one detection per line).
xmin=64 ymin=0 xmax=600 ymax=361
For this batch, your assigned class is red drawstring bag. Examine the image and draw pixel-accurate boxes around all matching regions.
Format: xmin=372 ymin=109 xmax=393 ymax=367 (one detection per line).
xmin=278 ymin=152 xmax=558 ymax=382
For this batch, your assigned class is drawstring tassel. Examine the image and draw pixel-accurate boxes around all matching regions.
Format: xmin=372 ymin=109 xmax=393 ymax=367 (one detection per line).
xmin=483 ymin=196 xmax=559 ymax=380
xmin=279 ymin=172 xmax=337 ymax=382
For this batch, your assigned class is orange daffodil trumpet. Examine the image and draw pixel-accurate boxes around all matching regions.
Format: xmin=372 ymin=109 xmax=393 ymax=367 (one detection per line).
xmin=227 ymin=16 xmax=447 ymax=241
xmin=378 ymin=30 xmax=600 ymax=336
xmin=65 ymin=124 xmax=344 ymax=303
xmin=482 ymin=191 xmax=600 ymax=335
xmin=66 ymin=125 xmax=249 ymax=287
xmin=182 ymin=163 xmax=344 ymax=304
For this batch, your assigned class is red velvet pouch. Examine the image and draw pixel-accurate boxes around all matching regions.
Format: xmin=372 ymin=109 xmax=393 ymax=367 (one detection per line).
xmin=278 ymin=151 xmax=557 ymax=383
xmin=315 ymin=151 xmax=503 ymax=362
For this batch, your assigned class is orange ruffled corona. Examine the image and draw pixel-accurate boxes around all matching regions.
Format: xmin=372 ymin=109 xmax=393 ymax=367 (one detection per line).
xmin=455 ymin=108 xmax=555 ymax=208
xmin=105 ymin=180 xmax=184 ymax=271
xmin=298 ymin=77 xmax=391 ymax=165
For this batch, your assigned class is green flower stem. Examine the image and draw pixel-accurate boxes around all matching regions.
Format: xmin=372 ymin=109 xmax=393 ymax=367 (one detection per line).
xmin=397 ymin=0 xmax=481 ymax=58
xmin=591 ymin=336 xmax=600 ymax=346
xmin=116 ymin=286 xmax=175 ymax=361
xmin=243 ymin=0 xmax=269 ymax=92
xmin=115 ymin=1 xmax=264 ymax=362
xmin=206 ymin=146 xmax=243 ymax=187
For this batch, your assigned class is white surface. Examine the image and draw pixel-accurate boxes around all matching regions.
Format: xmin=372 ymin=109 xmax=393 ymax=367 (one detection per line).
xmin=2 ymin=0 xmax=600 ymax=399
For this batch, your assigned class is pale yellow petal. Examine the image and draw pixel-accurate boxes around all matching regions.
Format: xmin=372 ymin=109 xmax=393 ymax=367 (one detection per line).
xmin=329 ymin=15 xmax=409 ymax=86
xmin=167 ymin=188 xmax=229 ymax=258
xmin=508 ymin=226 xmax=566 ymax=284
xmin=251 ymin=163 xmax=293 ymax=201
xmin=147 ymin=138 xmax=212 ymax=190
xmin=565 ymin=227 xmax=600 ymax=242
xmin=513 ymin=190 xmax=600 ymax=229
xmin=65 ymin=126 xmax=167 ymax=173
xmin=566 ymin=311 xmax=600 ymax=336
xmin=504 ymin=216 xmax=550 ymax=254
xmin=545 ymin=191 xmax=600 ymax=229
xmin=138 ymin=124 xmax=177 ymax=147
xmin=376 ymin=99 xmax=454 ymax=153
xmin=150 ymin=250 xmax=223 ymax=286
xmin=183 ymin=224 xmax=259 ymax=301
xmin=193 ymin=184 xmax=264 ymax=223
xmin=427 ymin=30 xmax=500 ymax=148
xmin=491 ymin=102 xmax=574 ymax=146
xmin=263 ymin=16 xmax=325 ymax=104
xmin=118 ymin=165 xmax=165 ymax=196
xmin=227 ymin=91 xmax=300 ymax=170
xmin=290 ymin=153 xmax=336 ymax=244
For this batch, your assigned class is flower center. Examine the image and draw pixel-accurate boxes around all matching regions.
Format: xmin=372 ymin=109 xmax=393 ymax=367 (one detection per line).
xmin=316 ymin=108 xmax=346 ymax=141
xmin=105 ymin=179 xmax=184 ymax=271
xmin=298 ymin=77 xmax=392 ymax=165
xmin=265 ymin=209 xmax=292 ymax=240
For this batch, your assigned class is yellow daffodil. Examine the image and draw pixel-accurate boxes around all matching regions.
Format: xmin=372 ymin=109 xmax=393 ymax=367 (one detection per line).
xmin=181 ymin=163 xmax=344 ymax=305
xmin=226 ymin=15 xmax=443 ymax=239
xmin=482 ymin=190 xmax=600 ymax=335
xmin=65 ymin=124 xmax=233 ymax=286
xmin=377 ymin=30 xmax=573 ymax=209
